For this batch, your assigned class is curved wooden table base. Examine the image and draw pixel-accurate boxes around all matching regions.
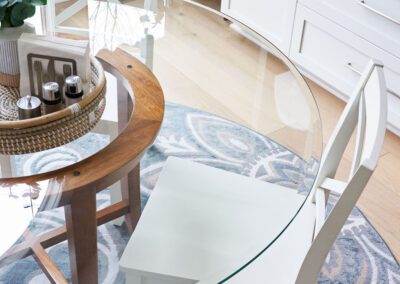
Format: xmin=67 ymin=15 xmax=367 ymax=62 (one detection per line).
xmin=0 ymin=48 xmax=165 ymax=284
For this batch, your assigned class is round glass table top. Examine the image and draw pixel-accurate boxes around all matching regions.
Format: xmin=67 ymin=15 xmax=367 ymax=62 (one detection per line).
xmin=1 ymin=0 xmax=323 ymax=281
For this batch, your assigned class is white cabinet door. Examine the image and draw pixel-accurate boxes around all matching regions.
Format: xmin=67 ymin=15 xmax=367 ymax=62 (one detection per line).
xmin=221 ymin=0 xmax=296 ymax=54
xmin=290 ymin=4 xmax=400 ymax=135
xmin=299 ymin=0 xmax=400 ymax=59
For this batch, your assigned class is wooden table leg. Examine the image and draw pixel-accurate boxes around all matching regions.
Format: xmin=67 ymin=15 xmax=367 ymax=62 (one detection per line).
xmin=121 ymin=164 xmax=142 ymax=233
xmin=65 ymin=188 xmax=98 ymax=284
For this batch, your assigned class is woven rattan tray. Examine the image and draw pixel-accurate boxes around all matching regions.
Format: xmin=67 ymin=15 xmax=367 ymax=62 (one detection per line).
xmin=0 ymin=56 xmax=106 ymax=155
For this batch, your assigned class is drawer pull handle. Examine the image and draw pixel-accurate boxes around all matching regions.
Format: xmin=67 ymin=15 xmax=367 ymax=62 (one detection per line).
xmin=346 ymin=62 xmax=399 ymax=98
xmin=359 ymin=0 xmax=400 ymax=26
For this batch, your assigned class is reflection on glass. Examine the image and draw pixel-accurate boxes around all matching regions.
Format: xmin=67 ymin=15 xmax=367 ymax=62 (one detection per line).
xmin=0 ymin=180 xmax=48 ymax=257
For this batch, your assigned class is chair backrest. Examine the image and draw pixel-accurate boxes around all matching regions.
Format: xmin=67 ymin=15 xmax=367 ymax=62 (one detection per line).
xmin=197 ymin=60 xmax=387 ymax=284
xmin=295 ymin=59 xmax=387 ymax=283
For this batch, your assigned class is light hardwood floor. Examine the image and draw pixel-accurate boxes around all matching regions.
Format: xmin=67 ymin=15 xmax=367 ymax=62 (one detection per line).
xmin=55 ymin=0 xmax=400 ymax=262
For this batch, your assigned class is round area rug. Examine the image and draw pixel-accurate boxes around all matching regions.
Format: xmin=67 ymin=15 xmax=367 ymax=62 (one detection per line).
xmin=0 ymin=103 xmax=399 ymax=283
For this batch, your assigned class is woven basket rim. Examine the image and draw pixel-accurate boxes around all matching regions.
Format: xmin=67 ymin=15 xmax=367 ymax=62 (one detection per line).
xmin=0 ymin=55 xmax=105 ymax=129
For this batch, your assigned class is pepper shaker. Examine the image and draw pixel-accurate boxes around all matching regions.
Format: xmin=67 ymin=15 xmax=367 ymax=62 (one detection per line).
xmin=17 ymin=95 xmax=41 ymax=119
xmin=64 ymin=75 xmax=84 ymax=106
xmin=42 ymin=82 xmax=63 ymax=114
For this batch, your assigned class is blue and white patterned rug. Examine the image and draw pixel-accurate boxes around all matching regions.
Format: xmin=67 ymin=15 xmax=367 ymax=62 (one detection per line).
xmin=0 ymin=103 xmax=399 ymax=283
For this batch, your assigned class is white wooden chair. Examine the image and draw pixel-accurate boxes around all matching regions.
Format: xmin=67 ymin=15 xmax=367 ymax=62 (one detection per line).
xmin=119 ymin=60 xmax=387 ymax=284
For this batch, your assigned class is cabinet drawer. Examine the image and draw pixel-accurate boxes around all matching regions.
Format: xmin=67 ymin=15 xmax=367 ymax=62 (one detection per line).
xmin=290 ymin=4 xmax=400 ymax=133
xmin=291 ymin=4 xmax=400 ymax=97
xmin=299 ymin=0 xmax=400 ymax=59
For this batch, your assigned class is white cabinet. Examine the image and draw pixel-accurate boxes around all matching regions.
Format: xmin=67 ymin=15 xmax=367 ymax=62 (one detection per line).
xmin=299 ymin=0 xmax=400 ymax=59
xmin=221 ymin=0 xmax=297 ymax=54
xmin=290 ymin=4 xmax=400 ymax=135
xmin=220 ymin=0 xmax=400 ymax=136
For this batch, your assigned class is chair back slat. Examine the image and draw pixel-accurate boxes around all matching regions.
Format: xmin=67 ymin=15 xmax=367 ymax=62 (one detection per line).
xmin=295 ymin=60 xmax=387 ymax=284
xmin=350 ymin=94 xmax=366 ymax=177
xmin=310 ymin=60 xmax=380 ymax=198
xmin=360 ymin=67 xmax=387 ymax=171
xmin=197 ymin=61 xmax=386 ymax=284
xmin=314 ymin=188 xmax=327 ymax=235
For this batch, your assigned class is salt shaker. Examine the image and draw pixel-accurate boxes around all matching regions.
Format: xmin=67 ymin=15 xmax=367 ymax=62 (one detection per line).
xmin=64 ymin=75 xmax=84 ymax=106
xmin=17 ymin=95 xmax=41 ymax=119
xmin=42 ymin=82 xmax=63 ymax=114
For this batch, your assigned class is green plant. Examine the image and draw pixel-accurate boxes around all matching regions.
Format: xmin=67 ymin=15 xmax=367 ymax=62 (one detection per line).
xmin=0 ymin=0 xmax=46 ymax=28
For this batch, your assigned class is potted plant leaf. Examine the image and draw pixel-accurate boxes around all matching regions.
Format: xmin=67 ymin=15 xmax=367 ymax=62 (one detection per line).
xmin=0 ymin=0 xmax=47 ymax=87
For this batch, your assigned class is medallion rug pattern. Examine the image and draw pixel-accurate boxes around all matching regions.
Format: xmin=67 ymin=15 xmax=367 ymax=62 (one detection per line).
xmin=0 ymin=103 xmax=399 ymax=283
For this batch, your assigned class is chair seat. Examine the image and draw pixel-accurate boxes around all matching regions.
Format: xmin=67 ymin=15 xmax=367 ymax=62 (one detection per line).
xmin=120 ymin=156 xmax=308 ymax=283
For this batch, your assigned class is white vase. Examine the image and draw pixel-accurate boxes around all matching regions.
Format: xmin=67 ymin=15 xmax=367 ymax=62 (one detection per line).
xmin=0 ymin=23 xmax=35 ymax=86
